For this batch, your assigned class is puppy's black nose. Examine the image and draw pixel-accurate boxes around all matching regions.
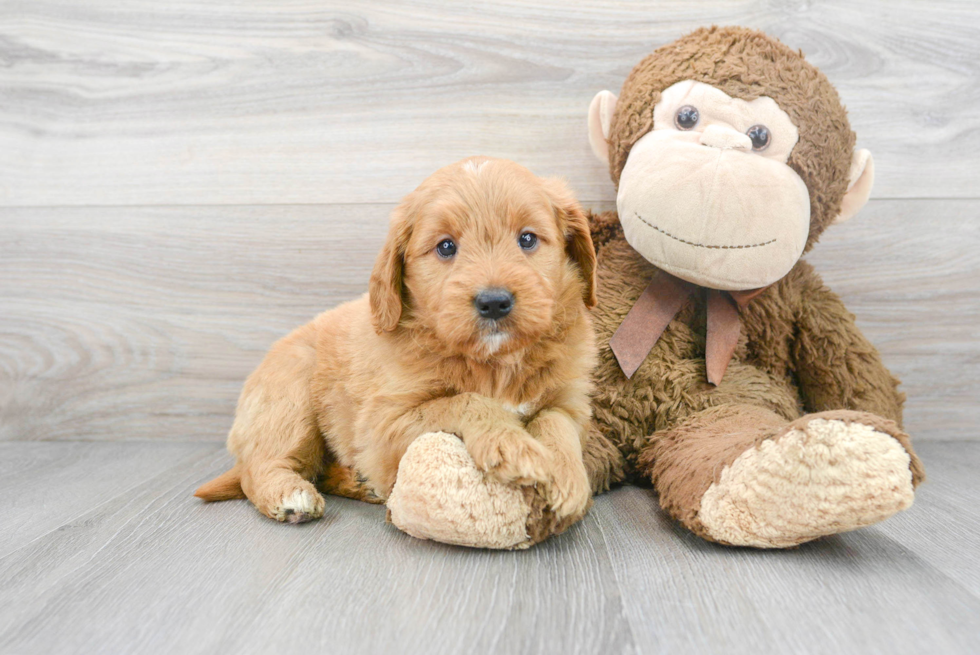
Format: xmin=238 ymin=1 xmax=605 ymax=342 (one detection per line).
xmin=474 ymin=288 xmax=514 ymax=320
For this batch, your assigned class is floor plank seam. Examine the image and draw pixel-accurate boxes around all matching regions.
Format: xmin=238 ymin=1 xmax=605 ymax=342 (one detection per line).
xmin=588 ymin=503 xmax=645 ymax=655
xmin=0 ymin=444 xmax=225 ymax=567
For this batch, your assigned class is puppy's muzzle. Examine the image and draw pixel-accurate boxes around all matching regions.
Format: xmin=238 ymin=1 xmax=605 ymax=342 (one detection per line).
xmin=474 ymin=288 xmax=514 ymax=320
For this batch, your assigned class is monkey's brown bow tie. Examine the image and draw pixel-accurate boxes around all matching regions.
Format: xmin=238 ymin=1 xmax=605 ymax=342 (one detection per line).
xmin=609 ymin=272 xmax=769 ymax=385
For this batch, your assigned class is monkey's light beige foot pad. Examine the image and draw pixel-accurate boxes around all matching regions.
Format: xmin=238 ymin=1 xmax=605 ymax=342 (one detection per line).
xmin=387 ymin=432 xmax=534 ymax=549
xmin=698 ymin=419 xmax=915 ymax=548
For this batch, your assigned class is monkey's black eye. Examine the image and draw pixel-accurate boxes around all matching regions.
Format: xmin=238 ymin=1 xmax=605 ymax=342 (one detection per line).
xmin=518 ymin=232 xmax=538 ymax=251
xmin=747 ymin=124 xmax=771 ymax=151
xmin=675 ymin=105 xmax=699 ymax=130
xmin=436 ymin=238 xmax=457 ymax=259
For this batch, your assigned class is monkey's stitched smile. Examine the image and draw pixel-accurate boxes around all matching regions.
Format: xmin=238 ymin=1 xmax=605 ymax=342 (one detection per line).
xmin=632 ymin=212 xmax=777 ymax=250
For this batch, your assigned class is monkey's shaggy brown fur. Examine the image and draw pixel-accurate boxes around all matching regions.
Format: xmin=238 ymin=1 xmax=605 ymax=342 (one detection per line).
xmin=572 ymin=26 xmax=924 ymax=546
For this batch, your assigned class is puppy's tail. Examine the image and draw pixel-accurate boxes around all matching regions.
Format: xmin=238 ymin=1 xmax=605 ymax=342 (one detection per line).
xmin=194 ymin=465 xmax=246 ymax=501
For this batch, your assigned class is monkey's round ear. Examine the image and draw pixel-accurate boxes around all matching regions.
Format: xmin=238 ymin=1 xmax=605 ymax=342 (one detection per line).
xmin=834 ymin=149 xmax=875 ymax=224
xmin=588 ymin=90 xmax=618 ymax=165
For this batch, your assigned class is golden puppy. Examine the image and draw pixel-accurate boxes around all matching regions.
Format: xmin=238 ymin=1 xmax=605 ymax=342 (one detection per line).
xmin=195 ymin=157 xmax=597 ymax=527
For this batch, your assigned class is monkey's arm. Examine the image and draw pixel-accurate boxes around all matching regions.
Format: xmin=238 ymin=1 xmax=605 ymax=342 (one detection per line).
xmin=789 ymin=265 xmax=905 ymax=425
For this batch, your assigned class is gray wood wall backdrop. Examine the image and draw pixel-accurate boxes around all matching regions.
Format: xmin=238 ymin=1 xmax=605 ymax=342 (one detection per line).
xmin=1 ymin=0 xmax=978 ymax=443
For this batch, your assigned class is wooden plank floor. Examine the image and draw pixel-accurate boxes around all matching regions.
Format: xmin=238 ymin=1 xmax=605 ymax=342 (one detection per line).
xmin=0 ymin=440 xmax=977 ymax=655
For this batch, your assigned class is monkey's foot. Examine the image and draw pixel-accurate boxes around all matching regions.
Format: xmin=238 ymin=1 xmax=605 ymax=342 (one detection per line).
xmin=697 ymin=415 xmax=918 ymax=548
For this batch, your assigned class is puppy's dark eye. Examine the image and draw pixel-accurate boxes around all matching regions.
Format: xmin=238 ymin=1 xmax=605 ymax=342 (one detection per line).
xmin=436 ymin=239 xmax=457 ymax=259
xmin=518 ymin=232 xmax=538 ymax=251
xmin=675 ymin=105 xmax=699 ymax=130
xmin=747 ymin=124 xmax=771 ymax=151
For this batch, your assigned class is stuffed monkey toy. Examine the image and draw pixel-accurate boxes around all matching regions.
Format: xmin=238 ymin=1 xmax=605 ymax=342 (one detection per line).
xmin=388 ymin=26 xmax=924 ymax=549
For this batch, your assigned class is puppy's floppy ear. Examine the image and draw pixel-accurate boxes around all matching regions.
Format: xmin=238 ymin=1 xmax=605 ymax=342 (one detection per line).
xmin=369 ymin=206 xmax=412 ymax=333
xmin=544 ymin=178 xmax=597 ymax=308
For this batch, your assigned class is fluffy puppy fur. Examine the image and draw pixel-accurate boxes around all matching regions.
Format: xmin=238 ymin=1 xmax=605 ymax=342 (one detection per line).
xmin=195 ymin=157 xmax=598 ymax=527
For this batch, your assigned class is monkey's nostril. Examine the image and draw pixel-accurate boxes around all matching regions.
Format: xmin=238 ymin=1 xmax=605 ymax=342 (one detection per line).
xmin=474 ymin=288 xmax=514 ymax=320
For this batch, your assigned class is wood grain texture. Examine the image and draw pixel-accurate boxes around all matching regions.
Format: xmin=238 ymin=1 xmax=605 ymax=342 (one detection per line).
xmin=1 ymin=199 xmax=975 ymax=443
xmin=0 ymin=441 xmax=976 ymax=655
xmin=809 ymin=199 xmax=980 ymax=441
xmin=874 ymin=441 xmax=980 ymax=598
xmin=1 ymin=0 xmax=978 ymax=206
xmin=1 ymin=3 xmax=976 ymax=652
xmin=594 ymin=480 xmax=980 ymax=655
xmin=0 ymin=441 xmax=219 ymax=558
xmin=0 ymin=204 xmax=389 ymax=442
xmin=0 ymin=444 xmax=635 ymax=655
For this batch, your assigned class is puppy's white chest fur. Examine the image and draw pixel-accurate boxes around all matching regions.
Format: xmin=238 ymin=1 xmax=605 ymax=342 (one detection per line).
xmin=481 ymin=331 xmax=509 ymax=355
xmin=502 ymin=402 xmax=535 ymax=417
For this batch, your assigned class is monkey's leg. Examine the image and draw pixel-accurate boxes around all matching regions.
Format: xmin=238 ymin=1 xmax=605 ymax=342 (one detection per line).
xmin=637 ymin=405 xmax=924 ymax=548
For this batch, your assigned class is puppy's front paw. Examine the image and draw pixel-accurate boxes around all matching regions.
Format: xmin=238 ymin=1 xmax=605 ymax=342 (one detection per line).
xmin=467 ymin=426 xmax=553 ymax=487
xmin=545 ymin=457 xmax=591 ymax=520
xmin=272 ymin=484 xmax=325 ymax=524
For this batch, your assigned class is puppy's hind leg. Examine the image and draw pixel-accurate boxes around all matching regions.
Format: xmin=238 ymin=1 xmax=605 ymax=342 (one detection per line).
xmin=242 ymin=463 xmax=325 ymax=524
xmin=317 ymin=460 xmax=385 ymax=505
xmin=228 ymin=323 xmax=327 ymax=524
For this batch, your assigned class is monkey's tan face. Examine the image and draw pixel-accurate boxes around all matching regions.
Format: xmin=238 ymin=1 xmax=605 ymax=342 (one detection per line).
xmin=614 ymin=81 xmax=811 ymax=290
